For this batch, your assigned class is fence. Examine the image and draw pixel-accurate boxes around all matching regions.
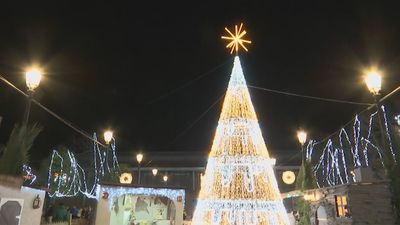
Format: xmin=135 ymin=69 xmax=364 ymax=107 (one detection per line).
xmin=41 ymin=214 xmax=91 ymax=225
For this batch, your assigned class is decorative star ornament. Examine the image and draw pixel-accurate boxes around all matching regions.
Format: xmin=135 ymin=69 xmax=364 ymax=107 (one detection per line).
xmin=221 ymin=23 xmax=252 ymax=54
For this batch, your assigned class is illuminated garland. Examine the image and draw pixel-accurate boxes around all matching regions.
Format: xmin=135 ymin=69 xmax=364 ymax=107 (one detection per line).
xmin=395 ymin=114 xmax=400 ymax=126
xmin=311 ymin=106 xmax=398 ymax=187
xmin=100 ymin=186 xmax=185 ymax=211
xmin=382 ymin=106 xmax=397 ymax=163
xmin=22 ymin=165 xmax=37 ymax=185
xmin=47 ymin=133 xmax=120 ymax=198
xmin=192 ymin=56 xmax=290 ymax=225
xmin=194 ymin=200 xmax=288 ymax=225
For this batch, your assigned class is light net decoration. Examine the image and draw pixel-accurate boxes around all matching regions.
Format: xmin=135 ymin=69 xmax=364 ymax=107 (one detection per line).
xmin=192 ymin=56 xmax=290 ymax=225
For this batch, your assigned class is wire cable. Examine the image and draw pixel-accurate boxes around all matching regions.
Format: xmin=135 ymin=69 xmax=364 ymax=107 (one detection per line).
xmin=313 ymin=85 xmax=400 ymax=146
xmin=275 ymin=151 xmax=302 ymax=167
xmin=147 ymin=57 xmax=232 ymax=105
xmin=0 ymin=75 xmax=107 ymax=147
xmin=248 ymin=85 xmax=373 ymax=106
xmin=167 ymin=93 xmax=225 ymax=147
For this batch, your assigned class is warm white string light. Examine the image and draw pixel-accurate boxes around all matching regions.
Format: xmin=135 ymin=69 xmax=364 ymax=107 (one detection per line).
xmin=192 ymin=56 xmax=290 ymax=225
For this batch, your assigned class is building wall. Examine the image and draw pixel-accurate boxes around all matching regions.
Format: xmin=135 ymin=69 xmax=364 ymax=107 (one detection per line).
xmin=310 ymin=185 xmax=352 ymax=225
xmin=308 ymin=182 xmax=395 ymax=225
xmin=130 ymin=166 xmax=299 ymax=219
xmin=0 ymin=185 xmax=46 ymax=225
xmin=348 ymin=182 xmax=394 ymax=225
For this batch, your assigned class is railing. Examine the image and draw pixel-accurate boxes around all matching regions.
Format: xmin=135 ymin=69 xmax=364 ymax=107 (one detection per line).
xmin=41 ymin=215 xmax=91 ymax=225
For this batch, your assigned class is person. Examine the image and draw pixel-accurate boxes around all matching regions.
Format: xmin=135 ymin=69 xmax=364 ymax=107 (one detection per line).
xmin=87 ymin=206 xmax=95 ymax=225
xmin=81 ymin=207 xmax=87 ymax=219
xmin=71 ymin=205 xmax=78 ymax=219
xmin=45 ymin=204 xmax=55 ymax=223
xmin=54 ymin=203 xmax=68 ymax=221
xmin=86 ymin=207 xmax=93 ymax=220
xmin=77 ymin=207 xmax=83 ymax=219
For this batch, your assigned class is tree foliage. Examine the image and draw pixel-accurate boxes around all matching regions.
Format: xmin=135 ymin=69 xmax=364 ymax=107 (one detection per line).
xmin=0 ymin=123 xmax=41 ymax=176
xmin=295 ymin=160 xmax=317 ymax=225
xmin=296 ymin=161 xmax=317 ymax=190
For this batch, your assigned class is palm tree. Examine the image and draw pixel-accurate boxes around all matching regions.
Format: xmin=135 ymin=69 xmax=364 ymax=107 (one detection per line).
xmin=0 ymin=123 xmax=41 ymax=176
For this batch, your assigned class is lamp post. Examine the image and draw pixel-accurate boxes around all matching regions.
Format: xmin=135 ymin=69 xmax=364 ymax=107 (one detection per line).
xmin=24 ymin=68 xmax=42 ymax=124
xmin=297 ymin=130 xmax=307 ymax=164
xmin=104 ymin=131 xmax=113 ymax=145
xmin=163 ymin=175 xmax=168 ymax=185
xmin=152 ymin=168 xmax=158 ymax=176
xmin=364 ymin=69 xmax=392 ymax=165
xmin=104 ymin=130 xmax=113 ymax=178
xmin=136 ymin=153 xmax=143 ymax=185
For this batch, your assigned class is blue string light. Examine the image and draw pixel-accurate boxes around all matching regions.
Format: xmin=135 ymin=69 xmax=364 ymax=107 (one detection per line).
xmin=311 ymin=106 xmax=398 ymax=187
xmin=101 ymin=186 xmax=185 ymax=211
xmin=46 ymin=133 xmax=120 ymax=198
xmin=382 ymin=106 xmax=397 ymax=163
xmin=22 ymin=165 xmax=37 ymax=185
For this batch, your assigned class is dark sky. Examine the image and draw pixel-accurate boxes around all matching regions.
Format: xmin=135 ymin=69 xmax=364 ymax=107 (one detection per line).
xmin=1 ymin=1 xmax=400 ymax=166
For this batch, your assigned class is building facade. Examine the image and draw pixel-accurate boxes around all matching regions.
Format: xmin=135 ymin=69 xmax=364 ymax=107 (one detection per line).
xmin=117 ymin=151 xmax=300 ymax=218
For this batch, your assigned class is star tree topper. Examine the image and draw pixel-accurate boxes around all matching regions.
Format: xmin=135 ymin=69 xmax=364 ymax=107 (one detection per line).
xmin=221 ymin=23 xmax=251 ymax=54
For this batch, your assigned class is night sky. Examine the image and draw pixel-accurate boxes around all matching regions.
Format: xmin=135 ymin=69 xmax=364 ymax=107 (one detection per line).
xmin=1 ymin=1 xmax=400 ymax=167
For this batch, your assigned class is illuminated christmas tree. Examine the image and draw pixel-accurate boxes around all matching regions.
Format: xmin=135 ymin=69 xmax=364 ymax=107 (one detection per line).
xmin=192 ymin=24 xmax=290 ymax=225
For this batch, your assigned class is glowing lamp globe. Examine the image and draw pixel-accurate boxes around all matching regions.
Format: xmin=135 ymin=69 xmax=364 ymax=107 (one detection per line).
xmin=120 ymin=172 xmax=133 ymax=184
xmin=297 ymin=130 xmax=307 ymax=145
xmin=104 ymin=131 xmax=113 ymax=144
xmin=163 ymin=175 xmax=168 ymax=182
xmin=25 ymin=68 xmax=42 ymax=91
xmin=136 ymin=153 xmax=143 ymax=163
xmin=282 ymin=171 xmax=296 ymax=185
xmin=152 ymin=168 xmax=158 ymax=176
xmin=364 ymin=70 xmax=382 ymax=95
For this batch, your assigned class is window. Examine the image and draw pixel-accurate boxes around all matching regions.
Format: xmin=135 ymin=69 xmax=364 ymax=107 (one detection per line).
xmin=335 ymin=195 xmax=350 ymax=218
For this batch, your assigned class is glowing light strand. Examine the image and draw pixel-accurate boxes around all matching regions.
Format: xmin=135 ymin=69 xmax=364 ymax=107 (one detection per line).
xmin=46 ymin=133 xmax=121 ymax=198
xmin=306 ymin=140 xmax=316 ymax=161
xmin=395 ymin=114 xmax=400 ymax=126
xmin=311 ymin=107 xmax=397 ymax=187
xmin=363 ymin=112 xmax=377 ymax=166
xmin=339 ymin=148 xmax=349 ymax=183
xmin=101 ymin=186 xmax=185 ymax=211
xmin=22 ymin=165 xmax=37 ymax=185
xmin=353 ymin=115 xmax=362 ymax=166
xmin=381 ymin=105 xmax=397 ymax=163
xmin=361 ymin=138 xmax=385 ymax=168
xmin=192 ymin=56 xmax=290 ymax=225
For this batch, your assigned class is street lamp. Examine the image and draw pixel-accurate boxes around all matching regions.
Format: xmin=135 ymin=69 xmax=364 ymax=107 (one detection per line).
xmin=364 ymin=69 xmax=382 ymax=96
xmin=104 ymin=130 xmax=113 ymax=145
xmin=24 ymin=67 xmax=42 ymax=124
xmin=136 ymin=153 xmax=143 ymax=185
xmin=163 ymin=175 xmax=168 ymax=184
xmin=103 ymin=130 xmax=114 ymax=177
xmin=364 ymin=69 xmax=391 ymax=165
xmin=297 ymin=130 xmax=307 ymax=163
xmin=26 ymin=68 xmax=42 ymax=91
xmin=152 ymin=168 xmax=158 ymax=176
